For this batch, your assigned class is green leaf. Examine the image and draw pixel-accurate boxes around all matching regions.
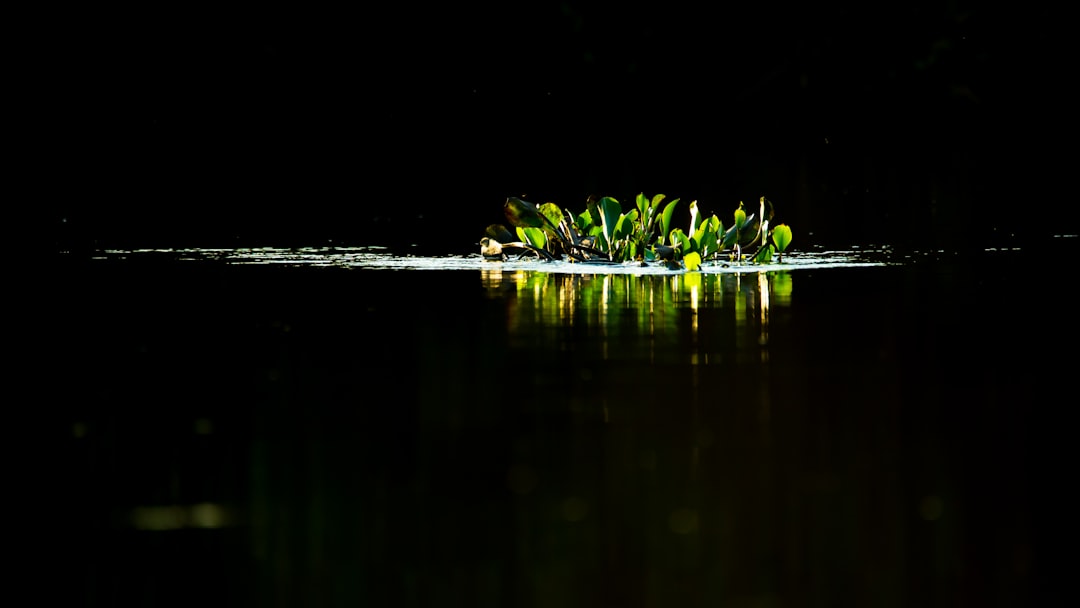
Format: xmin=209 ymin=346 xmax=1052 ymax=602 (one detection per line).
xmin=639 ymin=193 xmax=665 ymax=236
xmin=516 ymin=226 xmax=546 ymax=249
xmin=670 ymin=228 xmax=691 ymax=258
xmin=720 ymin=223 xmax=739 ymax=249
xmin=751 ymin=244 xmax=775 ymax=263
xmin=587 ymin=225 xmax=606 ymax=251
xmin=773 ymin=224 xmax=793 ymax=252
xmin=635 ymin=192 xmax=648 ymax=217
xmin=538 ymin=202 xmax=564 ymax=232
xmin=586 ymin=197 xmax=603 ymax=230
xmin=720 ymin=203 xmax=755 ymax=249
xmin=504 ymin=197 xmax=546 ymax=228
xmin=706 ymin=215 xmax=722 ymax=257
xmin=683 ymin=251 xmax=702 ymax=271
xmin=659 ymin=198 xmax=681 ymax=245
xmin=734 ymin=206 xmax=747 ymax=231
xmin=614 ymin=209 xmax=639 ymax=241
xmin=690 ymin=213 xmax=723 ymax=259
xmin=598 ymin=197 xmax=621 ymax=250
xmin=642 ymin=194 xmax=659 ymax=236
xmin=576 ymin=210 xmax=594 ymax=234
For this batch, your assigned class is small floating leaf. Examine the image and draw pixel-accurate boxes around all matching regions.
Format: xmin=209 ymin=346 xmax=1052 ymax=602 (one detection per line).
xmin=683 ymin=251 xmax=702 ymax=271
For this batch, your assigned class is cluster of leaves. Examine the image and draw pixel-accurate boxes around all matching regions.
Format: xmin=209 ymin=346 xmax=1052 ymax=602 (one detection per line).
xmin=483 ymin=194 xmax=792 ymax=269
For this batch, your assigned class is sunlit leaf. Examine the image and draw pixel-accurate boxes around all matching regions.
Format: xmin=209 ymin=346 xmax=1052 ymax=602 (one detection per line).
xmin=598 ymin=197 xmax=621 ymax=250
xmin=538 ymin=202 xmax=564 ymax=232
xmin=705 ymin=215 xmax=722 ymax=257
xmin=693 ymin=214 xmax=721 ymax=258
xmin=576 ymin=210 xmax=594 ymax=234
xmin=683 ymin=251 xmax=702 ymax=271
xmin=660 ymin=198 xmax=680 ymax=245
xmin=773 ymin=224 xmax=793 ymax=252
xmin=670 ymin=228 xmax=691 ymax=257
xmin=708 ymin=214 xmax=721 ymax=233
xmin=734 ymin=206 xmax=747 ymax=230
xmin=516 ymin=226 xmax=546 ymax=249
xmin=588 ymin=225 xmax=606 ymax=251
xmin=614 ymin=209 xmax=639 ymax=241
xmin=639 ymin=193 xmax=664 ymax=235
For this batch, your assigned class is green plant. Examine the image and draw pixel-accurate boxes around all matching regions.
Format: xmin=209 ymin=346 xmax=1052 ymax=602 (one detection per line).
xmin=486 ymin=194 xmax=793 ymax=268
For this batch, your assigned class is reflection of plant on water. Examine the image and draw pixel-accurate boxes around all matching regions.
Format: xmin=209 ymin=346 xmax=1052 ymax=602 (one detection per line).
xmin=480 ymin=270 xmax=793 ymax=364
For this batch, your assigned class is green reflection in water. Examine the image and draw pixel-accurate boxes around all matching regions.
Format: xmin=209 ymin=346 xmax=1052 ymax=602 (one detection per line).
xmin=469 ymin=268 xmax=815 ymax=606
xmin=481 ymin=268 xmax=794 ymax=367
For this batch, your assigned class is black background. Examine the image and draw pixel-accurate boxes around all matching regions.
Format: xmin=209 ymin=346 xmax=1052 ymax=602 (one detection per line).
xmin=45 ymin=1 xmax=1074 ymax=252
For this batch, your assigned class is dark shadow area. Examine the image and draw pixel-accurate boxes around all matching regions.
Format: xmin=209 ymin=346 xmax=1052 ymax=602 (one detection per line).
xmin=45 ymin=248 xmax=1075 ymax=607
xmin=47 ymin=2 xmax=1074 ymax=254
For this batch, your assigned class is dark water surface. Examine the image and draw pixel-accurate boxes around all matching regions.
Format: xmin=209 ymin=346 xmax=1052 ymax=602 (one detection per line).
xmin=51 ymin=247 xmax=1074 ymax=607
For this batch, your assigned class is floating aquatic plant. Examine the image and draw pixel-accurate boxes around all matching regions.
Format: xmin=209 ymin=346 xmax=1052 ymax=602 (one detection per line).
xmin=484 ymin=194 xmax=793 ymax=269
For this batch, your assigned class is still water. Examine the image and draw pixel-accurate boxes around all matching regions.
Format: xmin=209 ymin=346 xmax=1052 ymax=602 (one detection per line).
xmin=53 ymin=247 xmax=1072 ymax=607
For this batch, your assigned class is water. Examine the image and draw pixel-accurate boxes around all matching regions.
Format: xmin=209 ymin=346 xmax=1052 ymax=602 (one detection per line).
xmin=50 ymin=246 xmax=1074 ymax=607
